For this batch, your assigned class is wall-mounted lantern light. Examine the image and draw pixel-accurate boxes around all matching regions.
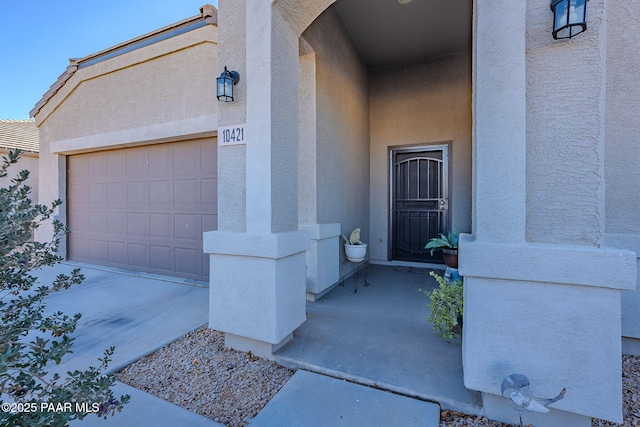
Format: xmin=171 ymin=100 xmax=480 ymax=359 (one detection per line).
xmin=216 ymin=66 xmax=240 ymax=102
xmin=550 ymin=0 xmax=588 ymax=40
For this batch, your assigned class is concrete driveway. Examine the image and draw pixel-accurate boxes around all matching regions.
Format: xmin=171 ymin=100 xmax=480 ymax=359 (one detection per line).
xmin=29 ymin=262 xmax=443 ymax=427
xmin=28 ymin=262 xmax=218 ymax=426
xmin=34 ymin=261 xmax=209 ymax=376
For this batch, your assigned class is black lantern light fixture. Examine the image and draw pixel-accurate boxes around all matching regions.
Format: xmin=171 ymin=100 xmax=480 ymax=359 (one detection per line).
xmin=550 ymin=0 xmax=588 ymax=40
xmin=216 ymin=66 xmax=240 ymax=102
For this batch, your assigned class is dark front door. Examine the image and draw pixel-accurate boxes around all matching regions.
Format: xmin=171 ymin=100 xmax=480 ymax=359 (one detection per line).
xmin=391 ymin=145 xmax=449 ymax=262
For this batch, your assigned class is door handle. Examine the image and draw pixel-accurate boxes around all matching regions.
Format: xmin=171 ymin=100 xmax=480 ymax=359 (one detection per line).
xmin=439 ymin=199 xmax=448 ymax=210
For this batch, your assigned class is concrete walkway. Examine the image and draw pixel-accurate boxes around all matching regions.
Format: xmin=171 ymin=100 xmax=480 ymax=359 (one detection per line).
xmin=251 ymin=264 xmax=459 ymax=426
xmin=250 ymin=370 xmax=440 ymax=426
xmin=27 ymin=262 xmax=471 ymax=426
xmin=70 ymin=382 xmax=219 ymax=427
xmin=275 ymin=263 xmax=482 ymax=415
xmin=31 ymin=262 xmax=220 ymax=427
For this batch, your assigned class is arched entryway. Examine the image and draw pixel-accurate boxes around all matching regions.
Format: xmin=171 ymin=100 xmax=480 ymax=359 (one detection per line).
xmin=207 ymin=0 xmax=634 ymax=424
xmin=209 ymin=0 xmax=473 ymax=357
xmin=296 ymin=0 xmax=473 ymax=284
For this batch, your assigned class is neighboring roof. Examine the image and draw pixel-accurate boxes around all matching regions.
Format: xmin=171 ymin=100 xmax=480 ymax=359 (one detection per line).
xmin=0 ymin=119 xmax=39 ymax=153
xmin=30 ymin=4 xmax=218 ymax=119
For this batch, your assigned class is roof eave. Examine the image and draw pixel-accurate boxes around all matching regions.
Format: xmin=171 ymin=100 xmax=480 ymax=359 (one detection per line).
xmin=30 ymin=4 xmax=218 ymax=119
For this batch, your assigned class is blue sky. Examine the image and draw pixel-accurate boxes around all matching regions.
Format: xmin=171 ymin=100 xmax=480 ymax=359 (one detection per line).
xmin=0 ymin=1 xmax=217 ymax=119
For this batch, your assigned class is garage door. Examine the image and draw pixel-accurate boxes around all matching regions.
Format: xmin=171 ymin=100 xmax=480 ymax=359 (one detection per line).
xmin=67 ymin=138 xmax=217 ymax=282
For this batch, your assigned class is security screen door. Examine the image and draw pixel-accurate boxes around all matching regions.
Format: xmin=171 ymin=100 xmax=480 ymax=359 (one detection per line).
xmin=391 ymin=145 xmax=449 ymax=262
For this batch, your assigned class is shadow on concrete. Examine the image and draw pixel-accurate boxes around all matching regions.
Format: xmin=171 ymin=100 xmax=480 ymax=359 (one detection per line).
xmin=275 ymin=263 xmax=482 ymax=415
xmin=34 ymin=262 xmax=209 ymax=376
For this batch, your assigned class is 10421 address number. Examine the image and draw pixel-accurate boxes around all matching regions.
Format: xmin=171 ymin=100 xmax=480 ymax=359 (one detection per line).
xmin=219 ymin=125 xmax=246 ymax=146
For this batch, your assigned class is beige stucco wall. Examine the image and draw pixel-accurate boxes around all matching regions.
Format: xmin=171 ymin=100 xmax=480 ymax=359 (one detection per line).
xmin=300 ymin=9 xmax=472 ymax=267
xmin=0 ymin=151 xmax=38 ymax=203
xmin=300 ymin=7 xmax=370 ymax=273
xmin=36 ymin=24 xmax=218 ymax=144
xmin=523 ymin=0 xmax=640 ymax=342
xmin=463 ymin=0 xmax=636 ymax=424
xmin=34 ymin=23 xmax=218 ymax=249
xmin=209 ymin=0 xmax=636 ymax=418
xmin=217 ymin=0 xmax=247 ymax=233
xmin=369 ymin=53 xmax=472 ymax=262
xmin=207 ymin=0 xmax=323 ymax=353
xmin=604 ymin=0 xmax=640 ymax=340
xmin=526 ymin=1 xmax=606 ymax=246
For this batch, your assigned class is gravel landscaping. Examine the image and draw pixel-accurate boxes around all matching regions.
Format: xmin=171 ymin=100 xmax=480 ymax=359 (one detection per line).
xmin=116 ymin=326 xmax=640 ymax=427
xmin=591 ymin=354 xmax=640 ymax=427
xmin=116 ymin=326 xmax=294 ymax=427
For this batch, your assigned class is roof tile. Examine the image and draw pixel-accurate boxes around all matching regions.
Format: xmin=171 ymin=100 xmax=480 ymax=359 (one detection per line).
xmin=30 ymin=5 xmax=217 ymax=119
xmin=0 ymin=119 xmax=39 ymax=153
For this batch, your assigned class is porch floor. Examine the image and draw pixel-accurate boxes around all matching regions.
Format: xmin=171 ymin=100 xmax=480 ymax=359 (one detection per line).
xmin=275 ymin=263 xmax=483 ymax=415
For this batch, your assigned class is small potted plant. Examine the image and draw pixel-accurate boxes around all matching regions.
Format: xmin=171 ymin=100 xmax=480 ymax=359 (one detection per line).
xmin=341 ymin=228 xmax=367 ymax=262
xmin=425 ymin=230 xmax=459 ymax=268
xmin=423 ymin=271 xmax=463 ymax=339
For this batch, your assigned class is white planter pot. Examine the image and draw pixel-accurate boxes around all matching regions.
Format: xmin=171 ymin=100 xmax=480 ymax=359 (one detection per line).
xmin=345 ymin=243 xmax=367 ymax=262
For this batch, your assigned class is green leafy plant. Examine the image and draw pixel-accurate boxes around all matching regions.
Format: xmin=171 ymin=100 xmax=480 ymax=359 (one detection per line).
xmin=423 ymin=271 xmax=463 ymax=339
xmin=424 ymin=231 xmax=459 ymax=256
xmin=0 ymin=149 xmax=129 ymax=427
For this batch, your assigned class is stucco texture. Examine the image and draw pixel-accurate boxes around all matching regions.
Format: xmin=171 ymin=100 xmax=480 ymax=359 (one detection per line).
xmin=464 ymin=277 xmax=623 ymax=422
xmin=207 ymin=0 xmax=316 ymax=352
xmin=0 ymin=152 xmax=38 ymax=203
xmin=525 ymin=0 xmax=606 ymax=246
xmin=369 ymin=53 xmax=472 ymax=262
xmin=300 ymin=7 xmax=472 ymax=266
xmin=299 ymin=7 xmax=370 ymax=274
xmin=217 ymin=0 xmax=247 ymax=232
xmin=37 ymin=25 xmax=218 ymax=143
xmin=34 ymin=23 xmax=218 ymax=249
xmin=604 ymin=0 xmax=640 ymax=339
xmin=462 ymin=0 xmax=635 ymax=423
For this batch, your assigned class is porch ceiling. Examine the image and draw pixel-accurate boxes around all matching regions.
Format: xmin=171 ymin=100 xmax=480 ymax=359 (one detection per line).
xmin=333 ymin=0 xmax=472 ymax=68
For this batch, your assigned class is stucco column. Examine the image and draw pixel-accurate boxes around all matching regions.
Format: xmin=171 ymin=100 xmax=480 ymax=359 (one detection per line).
xmin=245 ymin=1 xmax=299 ymax=233
xmin=605 ymin=1 xmax=640 ymax=348
xmin=461 ymin=0 xmax=636 ymax=425
xmin=298 ymin=50 xmax=340 ymax=300
xmin=33 ymin=139 xmax=67 ymax=255
xmin=204 ymin=0 xmax=309 ymax=358
xmin=470 ymin=0 xmax=527 ymax=243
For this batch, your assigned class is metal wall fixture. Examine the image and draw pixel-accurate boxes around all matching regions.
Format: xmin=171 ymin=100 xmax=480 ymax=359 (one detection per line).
xmin=550 ymin=0 xmax=588 ymax=39
xmin=216 ymin=66 xmax=240 ymax=102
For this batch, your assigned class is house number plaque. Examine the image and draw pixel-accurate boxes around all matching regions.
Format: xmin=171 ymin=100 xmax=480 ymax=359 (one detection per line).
xmin=219 ymin=124 xmax=246 ymax=146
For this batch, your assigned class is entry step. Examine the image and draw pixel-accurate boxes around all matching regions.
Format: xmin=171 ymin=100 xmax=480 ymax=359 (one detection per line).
xmin=250 ymin=370 xmax=441 ymax=426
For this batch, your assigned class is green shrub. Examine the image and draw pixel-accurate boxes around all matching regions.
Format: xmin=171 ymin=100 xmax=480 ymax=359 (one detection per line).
xmin=423 ymin=271 xmax=463 ymax=339
xmin=0 ymin=149 xmax=129 ymax=427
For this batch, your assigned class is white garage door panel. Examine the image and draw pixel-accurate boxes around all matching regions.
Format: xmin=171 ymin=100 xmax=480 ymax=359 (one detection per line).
xmin=67 ymin=138 xmax=217 ymax=282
